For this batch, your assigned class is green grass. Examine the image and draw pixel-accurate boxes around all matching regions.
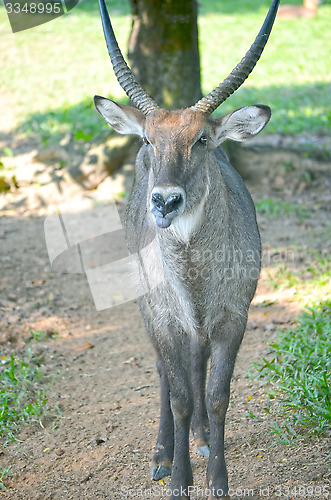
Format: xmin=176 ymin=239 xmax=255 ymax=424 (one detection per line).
xmin=256 ymin=198 xmax=310 ymax=220
xmin=0 ymin=465 xmax=13 ymax=492
xmin=253 ymin=301 xmax=331 ymax=443
xmin=199 ymin=0 xmax=331 ymax=134
xmin=27 ymin=327 xmax=59 ymax=342
xmin=266 ymin=250 xmax=331 ymax=295
xmin=0 ymin=333 xmax=61 ymax=490
xmin=0 ymin=353 xmax=50 ymax=442
xmin=0 ymin=0 xmax=330 ymax=145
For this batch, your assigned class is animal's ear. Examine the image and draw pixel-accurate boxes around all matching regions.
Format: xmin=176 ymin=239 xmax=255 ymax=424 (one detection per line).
xmin=94 ymin=96 xmax=145 ymax=136
xmin=211 ymin=105 xmax=271 ymax=145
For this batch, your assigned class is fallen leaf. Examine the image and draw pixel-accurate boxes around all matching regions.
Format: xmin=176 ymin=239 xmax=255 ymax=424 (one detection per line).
xmin=123 ymin=356 xmax=136 ymax=364
xmin=74 ymin=342 xmax=94 ymax=351
xmin=0 ymin=356 xmax=10 ymax=365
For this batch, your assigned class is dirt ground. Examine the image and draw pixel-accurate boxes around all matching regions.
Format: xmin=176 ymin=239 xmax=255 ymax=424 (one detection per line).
xmin=0 ymin=121 xmax=330 ymax=500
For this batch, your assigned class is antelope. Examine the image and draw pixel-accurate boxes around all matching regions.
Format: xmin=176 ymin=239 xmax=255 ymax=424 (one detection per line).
xmin=94 ymin=0 xmax=280 ymax=498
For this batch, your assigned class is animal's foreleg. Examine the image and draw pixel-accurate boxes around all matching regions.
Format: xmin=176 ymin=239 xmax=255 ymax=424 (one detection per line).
xmin=151 ymin=356 xmax=174 ymax=481
xmin=190 ymin=336 xmax=210 ymax=457
xmin=162 ymin=345 xmax=194 ymax=499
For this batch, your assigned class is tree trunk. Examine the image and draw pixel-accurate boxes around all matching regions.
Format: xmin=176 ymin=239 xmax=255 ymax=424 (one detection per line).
xmin=128 ymin=0 xmax=202 ymax=110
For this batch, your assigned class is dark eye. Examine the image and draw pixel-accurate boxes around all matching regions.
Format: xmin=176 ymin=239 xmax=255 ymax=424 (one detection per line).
xmin=199 ymin=136 xmax=208 ymax=145
xmin=143 ymin=135 xmax=150 ymax=145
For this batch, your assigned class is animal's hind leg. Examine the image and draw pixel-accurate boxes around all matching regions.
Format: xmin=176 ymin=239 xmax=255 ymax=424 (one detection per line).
xmin=206 ymin=317 xmax=246 ymax=498
xmin=151 ymin=356 xmax=174 ymax=481
xmin=190 ymin=337 xmax=210 ymax=457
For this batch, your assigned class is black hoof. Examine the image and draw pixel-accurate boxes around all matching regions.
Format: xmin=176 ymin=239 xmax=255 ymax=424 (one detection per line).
xmin=151 ymin=464 xmax=172 ymax=481
xmin=197 ymin=444 xmax=210 ymax=457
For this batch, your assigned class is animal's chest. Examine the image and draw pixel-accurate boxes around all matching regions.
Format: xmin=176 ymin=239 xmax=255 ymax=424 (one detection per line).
xmin=140 ymin=241 xmax=221 ymax=335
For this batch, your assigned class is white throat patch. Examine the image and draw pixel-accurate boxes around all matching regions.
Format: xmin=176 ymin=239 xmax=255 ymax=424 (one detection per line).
xmin=168 ymin=186 xmax=209 ymax=244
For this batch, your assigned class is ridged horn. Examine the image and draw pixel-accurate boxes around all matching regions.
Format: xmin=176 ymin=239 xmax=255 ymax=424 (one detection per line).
xmin=191 ymin=0 xmax=280 ymax=114
xmin=98 ymin=0 xmax=159 ymax=115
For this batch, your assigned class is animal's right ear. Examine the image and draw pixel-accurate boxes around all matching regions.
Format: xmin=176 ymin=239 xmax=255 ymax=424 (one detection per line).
xmin=94 ymin=96 xmax=145 ymax=137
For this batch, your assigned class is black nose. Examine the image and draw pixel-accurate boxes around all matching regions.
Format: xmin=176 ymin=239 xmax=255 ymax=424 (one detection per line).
xmin=151 ymin=193 xmax=183 ymax=216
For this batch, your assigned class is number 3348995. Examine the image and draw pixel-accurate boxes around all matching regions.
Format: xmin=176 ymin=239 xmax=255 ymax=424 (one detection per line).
xmin=5 ymin=3 xmax=62 ymax=15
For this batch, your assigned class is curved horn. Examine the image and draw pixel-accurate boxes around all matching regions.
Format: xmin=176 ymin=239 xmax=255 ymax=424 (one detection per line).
xmin=191 ymin=0 xmax=280 ymax=114
xmin=98 ymin=0 xmax=159 ymax=115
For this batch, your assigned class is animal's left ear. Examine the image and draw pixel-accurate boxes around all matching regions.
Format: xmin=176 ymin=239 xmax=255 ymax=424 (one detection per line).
xmin=211 ymin=105 xmax=271 ymax=145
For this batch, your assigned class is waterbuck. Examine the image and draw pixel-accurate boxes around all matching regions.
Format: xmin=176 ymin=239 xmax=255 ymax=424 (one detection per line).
xmin=94 ymin=0 xmax=279 ymax=498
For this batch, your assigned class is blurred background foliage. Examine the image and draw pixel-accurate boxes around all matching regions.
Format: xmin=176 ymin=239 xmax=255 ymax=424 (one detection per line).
xmin=0 ymin=0 xmax=330 ymax=146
